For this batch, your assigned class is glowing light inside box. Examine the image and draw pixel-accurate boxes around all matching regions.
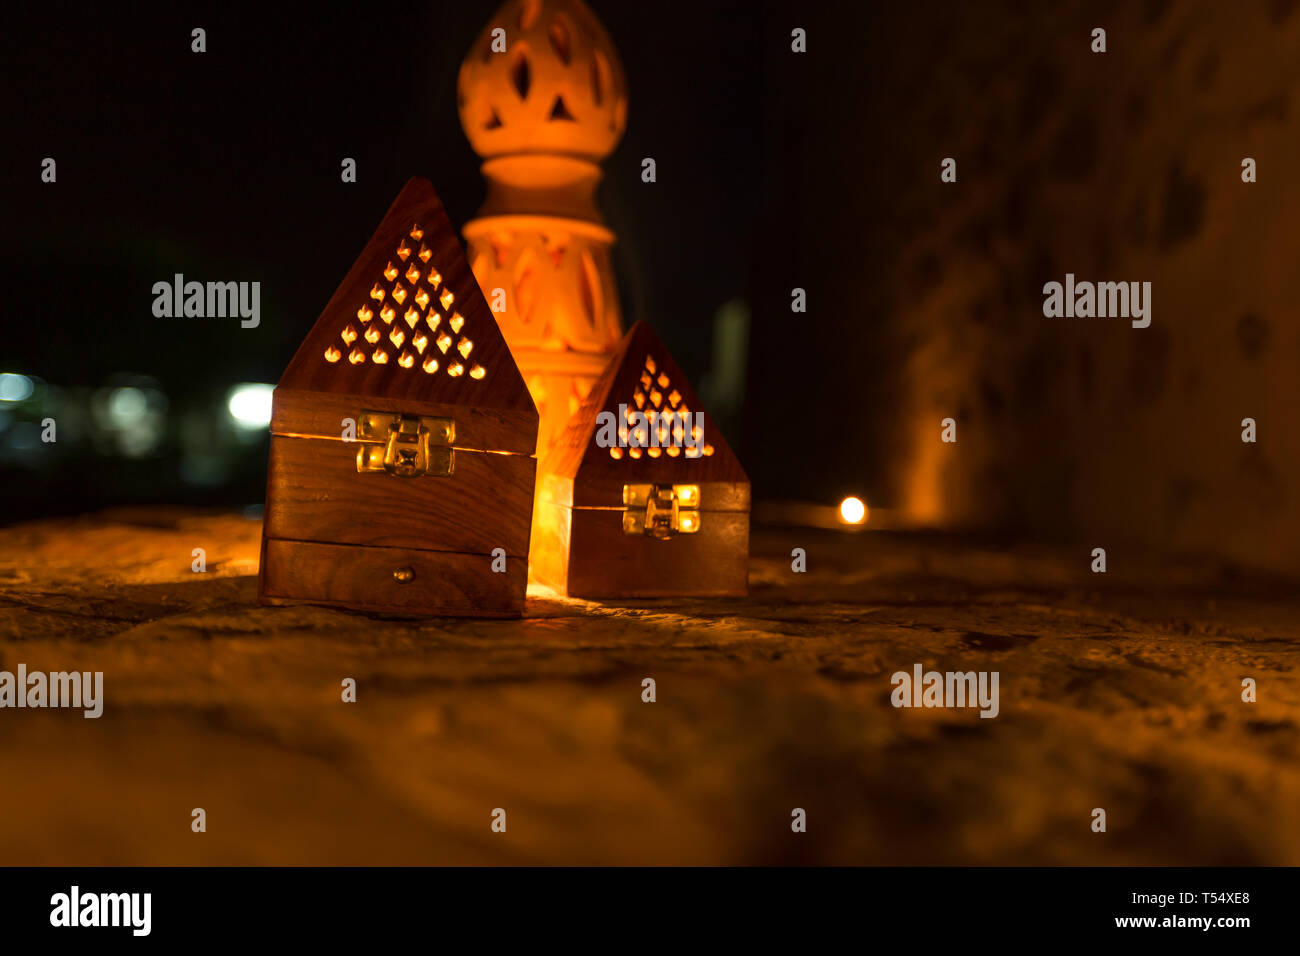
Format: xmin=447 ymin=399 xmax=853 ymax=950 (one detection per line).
xmin=324 ymin=223 xmax=488 ymax=382
xmin=839 ymin=496 xmax=867 ymax=525
xmin=226 ymin=383 xmax=275 ymax=429
xmin=608 ymin=355 xmax=714 ymax=460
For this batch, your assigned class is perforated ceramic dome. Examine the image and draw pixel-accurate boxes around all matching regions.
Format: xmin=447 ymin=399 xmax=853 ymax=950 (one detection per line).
xmin=458 ymin=0 xmax=628 ymax=161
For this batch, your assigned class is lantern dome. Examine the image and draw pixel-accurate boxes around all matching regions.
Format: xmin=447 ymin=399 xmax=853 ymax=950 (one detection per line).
xmin=457 ymin=0 xmax=628 ymax=162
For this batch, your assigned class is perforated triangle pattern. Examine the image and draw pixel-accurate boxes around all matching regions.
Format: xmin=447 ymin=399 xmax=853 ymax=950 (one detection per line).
xmin=277 ymin=177 xmax=534 ymax=415
xmin=541 ymin=321 xmax=747 ymax=501
xmin=606 ymin=352 xmax=714 ymax=461
xmin=325 ymin=223 xmax=483 ymax=380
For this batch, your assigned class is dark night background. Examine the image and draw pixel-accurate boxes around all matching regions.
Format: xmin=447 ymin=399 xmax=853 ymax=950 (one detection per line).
xmin=7 ymin=1 xmax=1300 ymax=577
xmin=4 ymin=0 xmax=877 ymax=519
xmin=4 ymin=0 xmax=1300 ymax=870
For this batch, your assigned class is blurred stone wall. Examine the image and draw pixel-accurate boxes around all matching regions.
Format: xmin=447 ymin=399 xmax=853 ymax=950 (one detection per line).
xmin=756 ymin=0 xmax=1300 ymax=573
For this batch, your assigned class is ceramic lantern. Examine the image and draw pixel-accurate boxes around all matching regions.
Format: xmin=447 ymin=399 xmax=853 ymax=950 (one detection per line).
xmin=457 ymin=0 xmax=629 ymax=460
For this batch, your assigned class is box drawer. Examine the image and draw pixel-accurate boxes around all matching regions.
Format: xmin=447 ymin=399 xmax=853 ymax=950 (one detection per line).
xmin=260 ymin=538 xmax=525 ymax=616
xmin=559 ymin=506 xmax=749 ymax=598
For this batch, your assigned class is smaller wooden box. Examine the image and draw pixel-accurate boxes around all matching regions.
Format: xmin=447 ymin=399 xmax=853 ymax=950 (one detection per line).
xmin=533 ymin=321 xmax=750 ymax=598
xmin=258 ymin=177 xmax=538 ymax=616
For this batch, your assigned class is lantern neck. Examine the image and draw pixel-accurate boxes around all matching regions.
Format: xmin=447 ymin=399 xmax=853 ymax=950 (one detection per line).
xmin=466 ymin=155 xmax=611 ymax=239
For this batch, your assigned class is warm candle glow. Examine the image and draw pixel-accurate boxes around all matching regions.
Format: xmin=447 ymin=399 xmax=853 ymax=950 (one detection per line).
xmin=839 ymin=496 xmax=867 ymax=525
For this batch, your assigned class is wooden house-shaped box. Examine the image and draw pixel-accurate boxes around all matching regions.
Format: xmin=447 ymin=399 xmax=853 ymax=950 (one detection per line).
xmin=258 ymin=177 xmax=538 ymax=616
xmin=533 ymin=321 xmax=749 ymax=598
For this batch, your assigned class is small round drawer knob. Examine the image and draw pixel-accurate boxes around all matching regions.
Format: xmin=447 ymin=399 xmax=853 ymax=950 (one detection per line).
xmin=393 ymin=566 xmax=416 ymax=583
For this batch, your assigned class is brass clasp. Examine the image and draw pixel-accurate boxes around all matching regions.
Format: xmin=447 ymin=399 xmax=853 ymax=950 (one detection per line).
xmin=622 ymin=483 xmax=701 ymax=538
xmin=356 ymin=411 xmax=454 ymax=478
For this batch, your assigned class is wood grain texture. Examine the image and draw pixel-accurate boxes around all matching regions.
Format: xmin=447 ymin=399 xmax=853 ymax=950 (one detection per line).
xmin=277 ymin=177 xmax=537 ymax=420
xmin=259 ymin=538 xmax=525 ymax=616
xmin=271 ymin=387 xmax=537 ymax=456
xmin=541 ymin=321 xmax=748 ymax=507
xmin=265 ymin=435 xmax=535 ymax=557
xmin=537 ymin=503 xmax=750 ymax=598
xmin=539 ymin=475 xmax=750 ymax=512
xmin=532 ymin=321 xmax=750 ymax=597
xmin=259 ymin=178 xmax=538 ymax=616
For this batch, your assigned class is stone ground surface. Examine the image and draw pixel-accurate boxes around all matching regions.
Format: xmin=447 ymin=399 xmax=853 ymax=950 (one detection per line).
xmin=0 ymin=507 xmax=1296 ymax=865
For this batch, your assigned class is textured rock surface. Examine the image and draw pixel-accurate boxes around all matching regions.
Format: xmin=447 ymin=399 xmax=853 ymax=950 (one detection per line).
xmin=0 ymin=508 xmax=1296 ymax=864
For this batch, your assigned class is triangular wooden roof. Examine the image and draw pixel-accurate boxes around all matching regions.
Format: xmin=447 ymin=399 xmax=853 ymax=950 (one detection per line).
xmin=278 ymin=177 xmax=535 ymax=417
xmin=543 ymin=321 xmax=747 ymax=505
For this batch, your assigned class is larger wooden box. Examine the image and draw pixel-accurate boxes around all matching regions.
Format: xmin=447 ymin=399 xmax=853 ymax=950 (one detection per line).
xmin=258 ymin=177 xmax=538 ymax=616
xmin=533 ymin=321 xmax=750 ymax=598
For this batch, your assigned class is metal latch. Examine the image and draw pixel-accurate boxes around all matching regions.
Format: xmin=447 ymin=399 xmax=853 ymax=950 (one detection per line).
xmin=622 ymin=483 xmax=701 ymax=538
xmin=355 ymin=411 xmax=454 ymax=478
